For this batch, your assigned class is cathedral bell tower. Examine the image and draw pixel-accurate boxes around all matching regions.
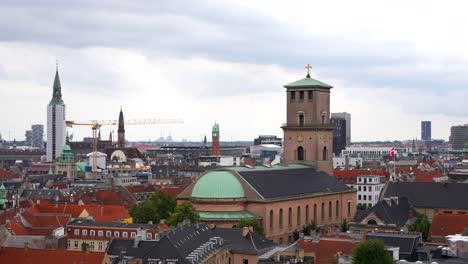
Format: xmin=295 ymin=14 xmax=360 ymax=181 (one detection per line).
xmin=117 ymin=107 xmax=125 ymax=148
xmin=281 ymin=64 xmax=333 ymax=174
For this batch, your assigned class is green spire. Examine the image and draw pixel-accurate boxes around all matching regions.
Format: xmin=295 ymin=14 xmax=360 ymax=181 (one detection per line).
xmin=49 ymin=66 xmax=64 ymax=105
xmin=212 ymin=122 xmax=219 ymax=132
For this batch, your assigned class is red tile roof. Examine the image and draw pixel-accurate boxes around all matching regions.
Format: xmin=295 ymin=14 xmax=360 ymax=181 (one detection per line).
xmin=395 ymin=168 xmax=445 ymax=182
xmin=429 ymin=213 xmax=468 ymax=238
xmin=0 ymin=247 xmax=105 ymax=264
xmin=79 ymin=190 xmax=131 ymax=207
xmin=161 ymin=187 xmax=185 ymax=197
xmin=298 ymin=238 xmax=358 ymax=264
xmin=35 ymin=201 xmax=130 ymax=222
xmin=0 ymin=169 xmax=22 ymax=179
xmin=333 ymin=169 xmax=389 ymax=184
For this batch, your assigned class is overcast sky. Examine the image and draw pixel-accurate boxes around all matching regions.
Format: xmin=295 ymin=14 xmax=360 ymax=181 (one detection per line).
xmin=1 ymin=0 xmax=467 ymax=142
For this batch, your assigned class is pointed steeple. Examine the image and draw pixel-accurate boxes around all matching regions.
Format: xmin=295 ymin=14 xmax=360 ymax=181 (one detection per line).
xmin=117 ymin=107 xmax=125 ymax=147
xmin=49 ymin=65 xmax=64 ymax=105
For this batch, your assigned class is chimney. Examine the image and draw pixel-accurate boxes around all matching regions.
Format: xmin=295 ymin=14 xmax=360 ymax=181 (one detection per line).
xmin=362 ymin=231 xmax=368 ymax=241
xmin=242 ymin=227 xmax=249 ymax=237
xmin=133 ymin=235 xmax=141 ymax=247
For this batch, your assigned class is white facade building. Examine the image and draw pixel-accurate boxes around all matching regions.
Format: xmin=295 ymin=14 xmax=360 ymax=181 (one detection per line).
xmin=341 ymin=146 xmax=397 ymax=160
xmin=333 ymin=156 xmax=363 ymax=169
xmin=353 ymin=175 xmax=386 ymax=207
xmin=46 ymin=69 xmax=66 ymax=162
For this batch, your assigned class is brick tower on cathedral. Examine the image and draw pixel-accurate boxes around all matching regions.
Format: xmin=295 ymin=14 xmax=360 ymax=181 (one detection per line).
xmin=281 ymin=64 xmax=333 ymax=175
xmin=212 ymin=123 xmax=220 ymax=156
xmin=117 ymin=108 xmax=125 ymax=148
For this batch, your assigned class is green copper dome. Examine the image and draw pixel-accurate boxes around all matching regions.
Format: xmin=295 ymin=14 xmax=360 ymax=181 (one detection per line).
xmin=212 ymin=123 xmax=219 ymax=132
xmin=192 ymin=171 xmax=244 ymax=199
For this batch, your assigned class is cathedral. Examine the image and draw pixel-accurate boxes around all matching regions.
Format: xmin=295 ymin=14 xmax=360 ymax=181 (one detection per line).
xmin=178 ymin=66 xmax=356 ymax=243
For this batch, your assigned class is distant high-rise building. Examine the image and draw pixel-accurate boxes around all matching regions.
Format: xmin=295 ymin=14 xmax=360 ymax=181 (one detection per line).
xmin=253 ymin=135 xmax=282 ymax=146
xmin=450 ymin=124 xmax=468 ymax=150
xmin=331 ymin=112 xmax=351 ymax=146
xmin=117 ymin=108 xmax=125 ymax=148
xmin=212 ymin=123 xmax=220 ymax=156
xmin=25 ymin=124 xmax=44 ymax=149
xmin=46 ymin=67 xmax=66 ymax=161
xmin=330 ymin=116 xmax=346 ymax=156
xmin=421 ymin=121 xmax=431 ymax=141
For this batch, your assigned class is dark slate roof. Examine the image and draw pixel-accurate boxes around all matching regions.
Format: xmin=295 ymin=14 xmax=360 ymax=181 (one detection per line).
xmin=105 ymin=147 xmax=146 ymax=161
xmin=107 ymin=223 xmax=277 ymax=263
xmin=215 ymin=228 xmax=276 ymax=254
xmin=237 ymin=168 xmax=353 ymax=199
xmin=384 ymin=182 xmax=468 ymax=209
xmin=68 ymin=218 xmax=163 ymax=229
xmin=355 ymin=197 xmax=412 ymax=226
xmin=366 ymin=232 xmax=421 ymax=254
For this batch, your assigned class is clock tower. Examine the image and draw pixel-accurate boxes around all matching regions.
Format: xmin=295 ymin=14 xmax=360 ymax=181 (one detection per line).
xmin=212 ymin=122 xmax=220 ymax=156
xmin=281 ymin=65 xmax=333 ymax=174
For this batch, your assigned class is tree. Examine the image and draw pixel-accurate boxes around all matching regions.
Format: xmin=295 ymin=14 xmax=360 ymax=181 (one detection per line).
xmin=408 ymin=213 xmax=430 ymax=241
xmin=341 ymin=219 xmax=348 ymax=232
xmin=129 ymin=191 xmax=177 ymax=224
xmin=357 ymin=204 xmax=368 ymax=210
xmin=233 ymin=218 xmax=265 ymax=237
xmin=293 ymin=229 xmax=300 ymax=241
xmin=167 ymin=202 xmax=200 ymax=226
xmin=352 ymin=239 xmax=393 ymax=264
xmin=302 ymin=221 xmax=317 ymax=236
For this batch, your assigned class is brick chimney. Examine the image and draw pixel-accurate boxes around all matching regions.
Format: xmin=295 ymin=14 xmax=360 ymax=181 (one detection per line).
xmin=242 ymin=227 xmax=249 ymax=237
xmin=362 ymin=231 xmax=368 ymax=241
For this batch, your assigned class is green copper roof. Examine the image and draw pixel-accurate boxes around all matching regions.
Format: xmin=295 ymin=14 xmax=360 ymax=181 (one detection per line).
xmin=199 ymin=211 xmax=261 ymax=221
xmin=192 ymin=171 xmax=244 ymax=198
xmin=50 ymin=69 xmax=64 ymax=105
xmin=212 ymin=123 xmax=219 ymax=132
xmin=76 ymin=162 xmax=87 ymax=172
xmin=284 ymin=75 xmax=332 ymax=89
xmin=58 ymin=144 xmax=74 ymax=163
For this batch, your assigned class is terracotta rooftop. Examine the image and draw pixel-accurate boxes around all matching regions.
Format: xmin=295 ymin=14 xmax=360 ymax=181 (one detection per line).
xmin=35 ymin=201 xmax=131 ymax=222
xmin=298 ymin=238 xmax=358 ymax=264
xmin=429 ymin=213 xmax=468 ymax=238
xmin=79 ymin=190 xmax=131 ymax=208
xmin=0 ymin=247 xmax=105 ymax=264
xmin=333 ymin=169 xmax=389 ymax=184
xmin=0 ymin=169 xmax=22 ymax=179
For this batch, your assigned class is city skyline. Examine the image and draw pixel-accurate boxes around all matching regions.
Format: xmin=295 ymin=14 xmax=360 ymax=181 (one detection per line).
xmin=1 ymin=0 xmax=467 ymax=142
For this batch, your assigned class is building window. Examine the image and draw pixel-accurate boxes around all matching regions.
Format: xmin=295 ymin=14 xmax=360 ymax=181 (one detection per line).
xmin=147 ymin=233 xmax=152 ymax=240
xmin=123 ymin=232 xmax=128 ymax=238
xmin=106 ymin=231 xmax=111 ymax=237
xmin=363 ymin=196 xmax=367 ymax=200
xmin=90 ymin=241 xmax=94 ymax=249
xmin=358 ymin=186 xmax=361 ymax=191
xmin=305 ymin=205 xmax=309 ymax=224
xmin=348 ymin=201 xmax=351 ymax=216
xmin=114 ymin=231 xmax=120 ymax=238
xmin=297 ymin=206 xmax=301 ymax=226
xmin=288 ymin=207 xmax=292 ymax=226
xmin=74 ymin=240 xmax=79 ymax=248
xmin=131 ymin=232 xmax=136 ymax=238
xmin=299 ymin=91 xmax=304 ymax=100
xmin=328 ymin=201 xmax=332 ymax=219
xmin=314 ymin=204 xmax=317 ymax=223
xmin=297 ymin=146 xmax=304 ymax=161
xmin=98 ymin=231 xmax=103 ymax=237
xmin=369 ymin=186 xmax=372 ymax=192
xmin=67 ymin=240 xmax=70 ymax=249
xmin=323 ymin=146 xmax=328 ymax=160
xmin=269 ymin=210 xmax=274 ymax=229
xmin=368 ymin=195 xmax=371 ymax=201
xmin=358 ymin=195 xmax=361 ymax=200
xmin=90 ymin=230 xmax=95 ymax=236
xmin=279 ymin=209 xmax=283 ymax=228
xmin=308 ymin=90 xmax=313 ymax=100
xmin=243 ymin=259 xmax=249 ymax=264
xmin=321 ymin=203 xmax=325 ymax=221
xmin=364 ymin=186 xmax=367 ymax=192
xmin=82 ymin=230 xmax=87 ymax=236
xmin=98 ymin=241 xmax=103 ymax=251
xmin=336 ymin=201 xmax=339 ymax=219
xmin=298 ymin=114 xmax=305 ymax=126
xmin=291 ymin=91 xmax=296 ymax=100
xmin=74 ymin=229 xmax=80 ymax=235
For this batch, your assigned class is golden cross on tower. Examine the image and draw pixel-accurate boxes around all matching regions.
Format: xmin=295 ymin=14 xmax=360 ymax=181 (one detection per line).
xmin=305 ymin=64 xmax=312 ymax=76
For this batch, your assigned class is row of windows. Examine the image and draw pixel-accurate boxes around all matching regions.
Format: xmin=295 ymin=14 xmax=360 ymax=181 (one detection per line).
xmin=67 ymin=240 xmax=105 ymax=251
xmin=72 ymin=229 xmax=157 ymax=240
xmin=357 ymin=185 xmax=383 ymax=192
xmin=358 ymin=177 xmax=383 ymax=183
xmin=269 ymin=201 xmax=352 ymax=229
xmin=290 ymin=90 xmax=313 ymax=101
xmin=357 ymin=195 xmax=378 ymax=201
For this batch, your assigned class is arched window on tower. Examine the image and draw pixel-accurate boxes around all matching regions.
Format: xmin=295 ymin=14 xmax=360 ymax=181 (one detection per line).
xmin=299 ymin=114 xmax=304 ymax=126
xmin=288 ymin=207 xmax=292 ymax=226
xmin=305 ymin=205 xmax=309 ymax=224
xmin=323 ymin=146 xmax=328 ymax=160
xmin=298 ymin=146 xmax=304 ymax=161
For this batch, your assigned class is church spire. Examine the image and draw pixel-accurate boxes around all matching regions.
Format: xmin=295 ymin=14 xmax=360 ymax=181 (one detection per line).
xmin=117 ymin=107 xmax=125 ymax=147
xmin=49 ymin=65 xmax=64 ymax=105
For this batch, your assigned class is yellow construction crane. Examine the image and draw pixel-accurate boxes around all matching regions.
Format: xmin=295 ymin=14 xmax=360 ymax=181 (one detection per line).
xmin=66 ymin=118 xmax=183 ymax=178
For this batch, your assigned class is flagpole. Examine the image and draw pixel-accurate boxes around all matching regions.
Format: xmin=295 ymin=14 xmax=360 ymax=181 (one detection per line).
xmin=394 ymin=149 xmax=396 ymax=181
